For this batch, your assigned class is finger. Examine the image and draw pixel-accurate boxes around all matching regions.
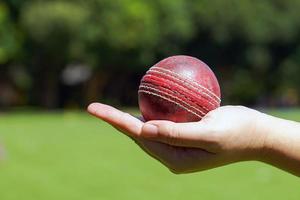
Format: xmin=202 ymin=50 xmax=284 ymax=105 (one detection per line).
xmin=141 ymin=120 xmax=216 ymax=150
xmin=87 ymin=103 xmax=143 ymax=137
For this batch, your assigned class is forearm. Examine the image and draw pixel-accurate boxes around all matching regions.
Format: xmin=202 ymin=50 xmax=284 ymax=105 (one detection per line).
xmin=259 ymin=114 xmax=300 ymax=176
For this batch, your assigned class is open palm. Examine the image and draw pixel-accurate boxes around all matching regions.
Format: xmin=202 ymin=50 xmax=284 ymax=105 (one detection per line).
xmin=87 ymin=103 xmax=264 ymax=173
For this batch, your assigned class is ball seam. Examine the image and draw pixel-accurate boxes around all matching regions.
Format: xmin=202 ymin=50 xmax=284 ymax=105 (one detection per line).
xmin=142 ymin=73 xmax=218 ymax=107
xmin=139 ymin=86 xmax=206 ymax=118
xmin=139 ymin=90 xmax=203 ymax=119
xmin=150 ymin=66 xmax=221 ymax=102
xmin=140 ymin=82 xmax=211 ymax=113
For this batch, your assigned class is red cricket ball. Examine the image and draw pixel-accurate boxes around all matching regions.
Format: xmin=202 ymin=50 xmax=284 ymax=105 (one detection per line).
xmin=138 ymin=55 xmax=221 ymax=122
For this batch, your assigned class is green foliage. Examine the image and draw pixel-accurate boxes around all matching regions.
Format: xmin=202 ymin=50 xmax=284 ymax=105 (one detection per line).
xmin=279 ymin=47 xmax=300 ymax=93
xmin=151 ymin=0 xmax=194 ymax=49
xmin=21 ymin=1 xmax=89 ymax=47
xmin=80 ymin=0 xmax=195 ymax=66
xmin=18 ymin=0 xmax=196 ymax=69
xmin=97 ymin=0 xmax=158 ymax=49
xmin=0 ymin=3 xmax=20 ymax=64
xmin=194 ymin=0 xmax=300 ymax=44
xmin=2 ymin=0 xmax=300 ymax=106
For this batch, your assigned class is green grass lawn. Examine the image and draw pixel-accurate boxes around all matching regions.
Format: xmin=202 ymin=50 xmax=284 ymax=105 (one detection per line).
xmin=0 ymin=109 xmax=299 ymax=200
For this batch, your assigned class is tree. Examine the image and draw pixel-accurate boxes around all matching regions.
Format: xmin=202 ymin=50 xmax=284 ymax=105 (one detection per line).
xmin=0 ymin=2 xmax=20 ymax=65
xmin=21 ymin=1 xmax=90 ymax=107
xmin=2 ymin=0 xmax=300 ymax=107
xmin=20 ymin=0 xmax=196 ymax=107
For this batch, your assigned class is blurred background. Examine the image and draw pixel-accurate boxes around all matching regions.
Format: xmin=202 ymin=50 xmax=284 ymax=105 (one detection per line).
xmin=0 ymin=0 xmax=300 ymax=200
xmin=1 ymin=0 xmax=300 ymax=109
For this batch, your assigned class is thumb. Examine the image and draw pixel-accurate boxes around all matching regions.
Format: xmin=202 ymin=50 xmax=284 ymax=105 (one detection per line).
xmin=141 ymin=120 xmax=215 ymax=149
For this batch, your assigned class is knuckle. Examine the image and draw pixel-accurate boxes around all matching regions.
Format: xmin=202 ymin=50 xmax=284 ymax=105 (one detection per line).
xmin=158 ymin=122 xmax=178 ymax=145
xmin=167 ymin=124 xmax=180 ymax=145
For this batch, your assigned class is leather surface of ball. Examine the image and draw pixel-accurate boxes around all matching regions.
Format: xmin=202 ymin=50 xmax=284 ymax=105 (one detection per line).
xmin=138 ymin=55 xmax=221 ymax=122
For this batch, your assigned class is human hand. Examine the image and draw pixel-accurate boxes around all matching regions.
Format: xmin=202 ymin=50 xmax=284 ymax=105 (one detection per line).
xmin=140 ymin=106 xmax=267 ymax=161
xmin=87 ymin=103 xmax=211 ymax=173
xmin=87 ymin=103 xmax=268 ymax=173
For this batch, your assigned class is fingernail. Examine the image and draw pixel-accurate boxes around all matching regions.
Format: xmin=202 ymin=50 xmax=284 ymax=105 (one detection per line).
xmin=142 ymin=124 xmax=158 ymax=137
xmin=87 ymin=103 xmax=98 ymax=113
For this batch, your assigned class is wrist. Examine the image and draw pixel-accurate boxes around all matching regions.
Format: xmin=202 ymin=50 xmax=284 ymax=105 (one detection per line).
xmin=254 ymin=112 xmax=291 ymax=163
xmin=232 ymin=109 xmax=273 ymax=162
xmin=254 ymin=113 xmax=300 ymax=176
xmin=250 ymin=111 xmax=278 ymax=162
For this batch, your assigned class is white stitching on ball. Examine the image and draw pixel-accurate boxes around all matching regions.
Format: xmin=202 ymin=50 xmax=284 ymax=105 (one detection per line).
xmin=140 ymin=82 xmax=211 ymax=112
xmin=139 ymin=84 xmax=207 ymax=117
xmin=149 ymin=67 xmax=220 ymax=104
xmin=140 ymin=84 xmax=207 ymax=115
xmin=150 ymin=66 xmax=220 ymax=101
xmin=138 ymin=89 xmax=203 ymax=119
xmin=150 ymin=66 xmax=221 ymax=102
xmin=142 ymin=73 xmax=218 ymax=107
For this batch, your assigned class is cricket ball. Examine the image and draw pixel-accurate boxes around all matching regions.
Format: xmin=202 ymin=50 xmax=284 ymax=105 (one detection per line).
xmin=138 ymin=55 xmax=221 ymax=122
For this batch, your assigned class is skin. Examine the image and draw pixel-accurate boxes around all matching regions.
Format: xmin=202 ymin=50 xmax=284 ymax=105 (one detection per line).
xmin=87 ymin=103 xmax=300 ymax=177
